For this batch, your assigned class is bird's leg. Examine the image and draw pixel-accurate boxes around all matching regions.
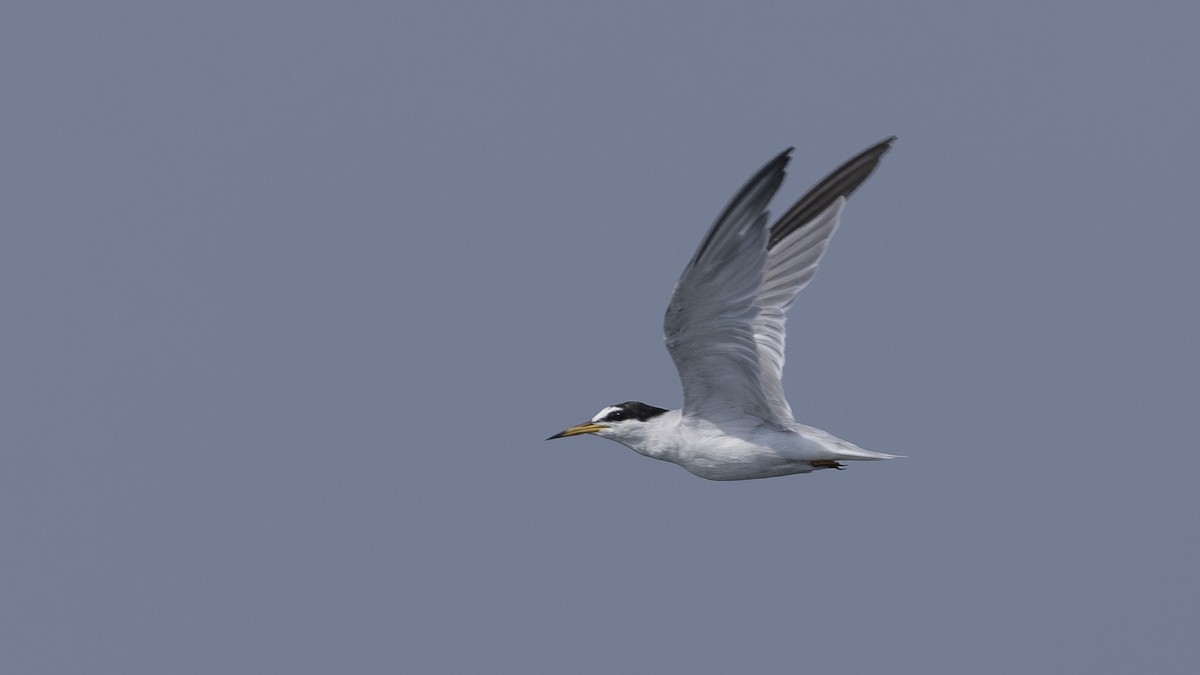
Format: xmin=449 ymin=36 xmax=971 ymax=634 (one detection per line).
xmin=810 ymin=460 xmax=845 ymax=470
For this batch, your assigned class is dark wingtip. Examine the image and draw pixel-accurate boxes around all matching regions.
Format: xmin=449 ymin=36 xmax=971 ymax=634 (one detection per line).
xmin=759 ymin=146 xmax=795 ymax=177
xmin=687 ymin=147 xmax=794 ymax=266
xmin=768 ymin=136 xmax=897 ymax=249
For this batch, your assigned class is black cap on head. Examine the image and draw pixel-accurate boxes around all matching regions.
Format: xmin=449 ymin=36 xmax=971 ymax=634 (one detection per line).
xmin=594 ymin=401 xmax=669 ymax=423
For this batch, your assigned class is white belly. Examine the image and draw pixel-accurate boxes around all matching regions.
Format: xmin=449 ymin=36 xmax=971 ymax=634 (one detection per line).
xmin=629 ymin=416 xmax=842 ymax=480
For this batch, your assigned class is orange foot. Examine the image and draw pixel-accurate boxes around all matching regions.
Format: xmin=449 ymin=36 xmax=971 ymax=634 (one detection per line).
xmin=810 ymin=460 xmax=845 ymax=470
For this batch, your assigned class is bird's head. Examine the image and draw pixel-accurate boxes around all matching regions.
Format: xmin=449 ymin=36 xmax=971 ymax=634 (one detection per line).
xmin=547 ymin=401 xmax=670 ymax=442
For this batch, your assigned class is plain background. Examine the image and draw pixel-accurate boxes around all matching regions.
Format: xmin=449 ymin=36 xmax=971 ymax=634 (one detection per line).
xmin=3 ymin=2 xmax=1198 ymax=673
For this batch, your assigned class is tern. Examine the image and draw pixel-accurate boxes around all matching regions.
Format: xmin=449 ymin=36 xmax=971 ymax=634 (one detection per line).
xmin=548 ymin=138 xmax=900 ymax=480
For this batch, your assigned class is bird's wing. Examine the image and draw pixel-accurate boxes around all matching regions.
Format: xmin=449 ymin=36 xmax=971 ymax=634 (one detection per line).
xmin=664 ymin=149 xmax=791 ymax=425
xmin=752 ymin=137 xmax=896 ymax=421
xmin=664 ymin=138 xmax=894 ymax=427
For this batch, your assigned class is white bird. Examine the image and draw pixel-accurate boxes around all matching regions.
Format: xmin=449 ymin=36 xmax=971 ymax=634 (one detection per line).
xmin=549 ymin=138 xmax=900 ymax=480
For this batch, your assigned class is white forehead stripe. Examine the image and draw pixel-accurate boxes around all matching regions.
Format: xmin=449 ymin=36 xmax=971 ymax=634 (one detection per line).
xmin=591 ymin=406 xmax=622 ymax=422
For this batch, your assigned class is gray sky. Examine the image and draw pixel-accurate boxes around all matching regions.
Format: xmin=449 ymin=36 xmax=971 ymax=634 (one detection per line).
xmin=3 ymin=2 xmax=1198 ymax=672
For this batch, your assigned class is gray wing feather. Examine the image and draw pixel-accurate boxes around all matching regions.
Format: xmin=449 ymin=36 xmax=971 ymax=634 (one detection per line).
xmin=664 ymin=139 xmax=894 ymax=426
xmin=664 ymin=150 xmax=790 ymax=424
xmin=752 ymin=198 xmax=846 ymax=421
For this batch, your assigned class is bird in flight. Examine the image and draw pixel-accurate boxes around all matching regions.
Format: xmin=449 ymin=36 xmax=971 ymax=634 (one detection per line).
xmin=548 ymin=138 xmax=899 ymax=480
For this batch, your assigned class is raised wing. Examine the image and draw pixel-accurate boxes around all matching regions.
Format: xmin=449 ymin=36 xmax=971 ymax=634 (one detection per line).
xmin=753 ymin=137 xmax=896 ymax=420
xmin=664 ymin=149 xmax=790 ymax=425
xmin=664 ymin=138 xmax=894 ymax=427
